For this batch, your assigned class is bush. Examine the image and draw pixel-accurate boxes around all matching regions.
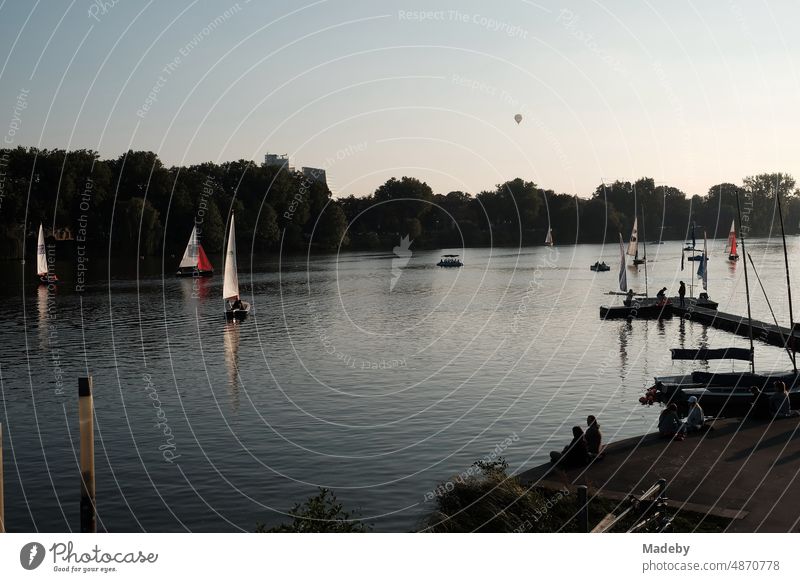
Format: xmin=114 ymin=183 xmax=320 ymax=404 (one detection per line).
xmin=257 ymin=488 xmax=370 ymax=533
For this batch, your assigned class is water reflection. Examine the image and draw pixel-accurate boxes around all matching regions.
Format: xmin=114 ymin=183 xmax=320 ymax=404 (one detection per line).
xmin=179 ymin=275 xmax=211 ymax=302
xmin=37 ymin=284 xmax=49 ymax=350
xmin=223 ymin=321 xmax=240 ymax=412
xmin=618 ymin=320 xmax=632 ymax=376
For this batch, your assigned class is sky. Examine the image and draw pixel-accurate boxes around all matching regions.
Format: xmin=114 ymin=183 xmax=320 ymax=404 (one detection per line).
xmin=1 ymin=0 xmax=799 ymax=198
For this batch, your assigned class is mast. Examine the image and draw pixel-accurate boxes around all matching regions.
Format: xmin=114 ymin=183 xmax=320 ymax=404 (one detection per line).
xmin=736 ymin=192 xmax=756 ymax=373
xmin=641 ymin=205 xmax=648 ymax=297
xmin=775 ymin=187 xmax=797 ymax=372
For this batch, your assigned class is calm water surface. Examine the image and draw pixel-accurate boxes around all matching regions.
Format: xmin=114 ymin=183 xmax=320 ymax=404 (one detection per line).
xmin=1 ymin=238 xmax=797 ymax=531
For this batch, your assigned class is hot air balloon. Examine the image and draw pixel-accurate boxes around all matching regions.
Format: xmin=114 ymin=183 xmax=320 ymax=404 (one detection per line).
xmin=514 ymin=114 xmax=522 ymax=124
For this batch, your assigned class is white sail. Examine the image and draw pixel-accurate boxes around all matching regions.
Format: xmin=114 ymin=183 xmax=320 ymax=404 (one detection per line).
xmin=178 ymin=226 xmax=199 ymax=269
xmin=544 ymin=228 xmax=553 ymax=246
xmin=222 ymin=216 xmax=239 ymax=301
xmin=36 ymin=223 xmax=48 ymax=275
xmin=626 ymin=217 xmax=639 ymax=257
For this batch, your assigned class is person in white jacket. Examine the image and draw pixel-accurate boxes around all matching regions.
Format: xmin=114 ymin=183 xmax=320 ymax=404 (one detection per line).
xmin=684 ymin=396 xmax=705 ymax=432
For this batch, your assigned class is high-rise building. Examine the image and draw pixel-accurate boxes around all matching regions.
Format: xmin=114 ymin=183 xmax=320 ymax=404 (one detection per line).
xmin=301 ymin=167 xmax=327 ymax=186
xmin=264 ymin=153 xmax=290 ymax=170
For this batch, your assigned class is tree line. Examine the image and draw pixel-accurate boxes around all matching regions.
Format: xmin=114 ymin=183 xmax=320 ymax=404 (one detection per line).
xmin=0 ymin=146 xmax=798 ymax=259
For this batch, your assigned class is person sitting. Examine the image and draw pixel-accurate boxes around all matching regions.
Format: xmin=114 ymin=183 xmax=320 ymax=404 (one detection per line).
xmin=230 ymin=298 xmax=244 ymax=311
xmin=748 ymin=385 xmax=771 ymax=419
xmin=658 ymin=404 xmax=685 ymax=440
xmin=656 ymin=287 xmax=667 ymax=299
xmin=684 ymin=396 xmax=709 ymax=432
xmin=549 ymin=426 xmax=590 ymax=468
xmin=769 ymin=381 xmax=799 ymax=418
xmin=585 ymin=415 xmax=605 ymax=459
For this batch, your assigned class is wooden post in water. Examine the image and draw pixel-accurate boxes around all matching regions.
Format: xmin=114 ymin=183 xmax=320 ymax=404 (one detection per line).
xmin=577 ymin=485 xmax=589 ymax=533
xmin=79 ymin=377 xmax=96 ymax=533
xmin=0 ymin=422 xmax=4 ymax=533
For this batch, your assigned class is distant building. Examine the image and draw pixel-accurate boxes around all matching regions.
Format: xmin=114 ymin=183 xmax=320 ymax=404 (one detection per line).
xmin=264 ymin=153 xmax=291 ymax=171
xmin=301 ymin=167 xmax=327 ymax=187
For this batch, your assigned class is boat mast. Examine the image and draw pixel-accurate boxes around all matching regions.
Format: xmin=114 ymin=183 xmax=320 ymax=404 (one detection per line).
xmin=641 ymin=205 xmax=648 ymax=297
xmin=736 ymin=192 xmax=756 ymax=373
xmin=775 ymin=187 xmax=797 ymax=373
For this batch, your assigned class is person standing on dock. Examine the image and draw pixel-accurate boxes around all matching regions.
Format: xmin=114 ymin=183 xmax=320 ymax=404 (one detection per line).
xmin=679 ymin=281 xmax=686 ymax=307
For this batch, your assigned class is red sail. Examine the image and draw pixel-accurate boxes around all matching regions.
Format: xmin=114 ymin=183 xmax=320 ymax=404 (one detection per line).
xmin=729 ymin=231 xmax=737 ymax=256
xmin=197 ymin=244 xmax=214 ymax=272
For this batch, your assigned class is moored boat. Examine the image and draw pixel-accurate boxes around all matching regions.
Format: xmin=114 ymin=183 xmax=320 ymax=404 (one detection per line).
xmin=590 ymin=261 xmax=610 ymax=272
xmin=600 ymin=298 xmax=673 ymax=320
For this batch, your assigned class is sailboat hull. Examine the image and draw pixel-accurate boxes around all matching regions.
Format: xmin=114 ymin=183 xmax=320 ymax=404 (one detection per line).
xmin=650 ymin=371 xmax=800 ymax=416
xmin=175 ymin=267 xmax=213 ymax=278
xmin=225 ymin=301 xmax=251 ymax=320
xmin=599 ymin=300 xmax=673 ymax=320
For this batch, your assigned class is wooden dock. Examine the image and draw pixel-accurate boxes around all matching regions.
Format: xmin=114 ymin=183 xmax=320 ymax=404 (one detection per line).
xmin=673 ymin=303 xmax=800 ymax=350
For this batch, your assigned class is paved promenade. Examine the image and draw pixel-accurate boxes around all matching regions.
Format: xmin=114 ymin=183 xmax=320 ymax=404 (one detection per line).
xmin=519 ymin=416 xmax=800 ymax=532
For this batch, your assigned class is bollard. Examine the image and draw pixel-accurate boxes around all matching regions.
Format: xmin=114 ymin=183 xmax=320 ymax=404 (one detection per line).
xmin=577 ymin=485 xmax=589 ymax=533
xmin=0 ymin=422 xmax=4 ymax=533
xmin=79 ymin=377 xmax=96 ymax=533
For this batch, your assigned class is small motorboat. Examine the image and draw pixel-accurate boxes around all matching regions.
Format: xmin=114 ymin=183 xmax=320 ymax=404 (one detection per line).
xmin=437 ymin=254 xmax=463 ymax=267
xmin=590 ymin=261 xmax=610 ymax=272
xmin=687 ymin=254 xmax=708 ymax=262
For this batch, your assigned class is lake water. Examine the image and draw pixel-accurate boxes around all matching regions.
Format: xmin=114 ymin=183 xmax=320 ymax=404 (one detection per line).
xmin=1 ymin=237 xmax=797 ymax=532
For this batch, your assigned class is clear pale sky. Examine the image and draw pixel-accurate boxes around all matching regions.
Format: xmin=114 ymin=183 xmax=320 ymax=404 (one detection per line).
xmin=1 ymin=0 xmax=799 ymax=198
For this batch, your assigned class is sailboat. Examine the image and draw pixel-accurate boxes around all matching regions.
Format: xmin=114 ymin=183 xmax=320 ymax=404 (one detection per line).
xmin=544 ymin=227 xmax=554 ymax=247
xmin=686 ymin=221 xmax=707 ymax=261
xmin=36 ymin=223 xmax=58 ymax=285
xmin=176 ymin=225 xmax=214 ymax=277
xmin=223 ymin=214 xmax=250 ymax=320
xmin=634 ymin=216 xmax=647 ymax=266
xmin=726 ymin=219 xmax=739 ymax=261
xmin=626 ymin=218 xmax=642 ymax=266
xmin=599 ymin=231 xmax=672 ymax=320
xmin=683 ymin=221 xmax=697 ymax=251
